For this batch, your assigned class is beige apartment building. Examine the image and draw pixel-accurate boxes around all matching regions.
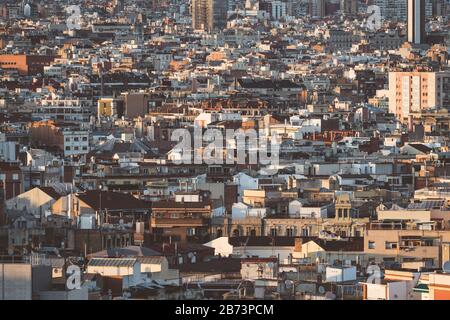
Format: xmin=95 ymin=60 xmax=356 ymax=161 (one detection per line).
xmin=388 ymin=71 xmax=450 ymax=122
xmin=365 ymin=203 xmax=450 ymax=267
xmin=364 ymin=227 xmax=450 ymax=268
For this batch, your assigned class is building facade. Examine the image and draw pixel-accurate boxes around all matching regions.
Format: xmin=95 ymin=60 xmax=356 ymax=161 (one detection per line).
xmin=388 ymin=71 xmax=450 ymax=122
xmin=192 ymin=0 xmax=229 ymax=32
xmin=408 ymin=0 xmax=426 ymax=44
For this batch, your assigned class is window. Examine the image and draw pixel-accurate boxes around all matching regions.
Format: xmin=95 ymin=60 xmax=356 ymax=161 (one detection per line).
xmin=12 ymin=174 xmax=19 ymax=180
xmin=423 ymin=258 xmax=434 ymax=266
xmin=368 ymin=241 xmax=376 ymax=249
xmin=270 ymin=228 xmax=278 ymax=237
xmin=66 ymin=146 xmax=70 ymax=151
xmin=385 ymin=242 xmax=398 ymax=250
xmin=286 ymin=228 xmax=294 ymax=237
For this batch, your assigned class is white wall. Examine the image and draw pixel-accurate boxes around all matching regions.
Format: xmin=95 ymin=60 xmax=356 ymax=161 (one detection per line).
xmin=233 ymin=246 xmax=293 ymax=261
xmin=288 ymin=200 xmax=302 ymax=217
xmin=325 ymin=266 xmax=356 ymax=283
xmin=241 ymin=262 xmax=277 ymax=280
xmin=204 ymin=237 xmax=233 ymax=257
xmin=366 ymin=283 xmax=387 ymax=300
xmin=233 ymin=173 xmax=258 ymax=199
xmin=5 ymin=188 xmax=55 ymax=218
xmin=387 ymin=281 xmax=408 ymax=300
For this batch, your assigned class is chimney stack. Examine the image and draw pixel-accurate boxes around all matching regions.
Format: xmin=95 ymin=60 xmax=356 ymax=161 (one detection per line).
xmin=294 ymin=238 xmax=303 ymax=252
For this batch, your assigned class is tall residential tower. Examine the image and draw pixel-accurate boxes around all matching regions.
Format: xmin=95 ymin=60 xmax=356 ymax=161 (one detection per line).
xmin=192 ymin=0 xmax=229 ymax=33
xmin=408 ymin=0 xmax=426 ymax=44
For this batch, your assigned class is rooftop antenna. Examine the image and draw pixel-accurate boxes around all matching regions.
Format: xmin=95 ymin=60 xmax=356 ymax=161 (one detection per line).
xmin=100 ymin=64 xmax=104 ymax=99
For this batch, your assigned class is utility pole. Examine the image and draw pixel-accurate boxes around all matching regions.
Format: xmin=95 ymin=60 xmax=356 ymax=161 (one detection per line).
xmin=99 ymin=184 xmax=103 ymax=226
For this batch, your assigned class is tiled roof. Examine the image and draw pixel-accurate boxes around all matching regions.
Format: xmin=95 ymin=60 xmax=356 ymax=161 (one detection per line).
xmin=138 ymin=256 xmax=166 ymax=264
xmin=408 ymin=143 xmax=432 ymax=153
xmin=407 ymin=200 xmax=444 ymax=210
xmin=310 ymin=238 xmax=364 ymax=252
xmin=77 ymin=190 xmax=150 ymax=211
xmin=38 ymin=186 xmax=62 ymax=200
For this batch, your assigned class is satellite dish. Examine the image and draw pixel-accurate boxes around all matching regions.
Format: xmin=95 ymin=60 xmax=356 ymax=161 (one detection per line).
xmin=285 ymin=280 xmax=294 ymax=289
xmin=443 ymin=261 xmax=450 ymax=273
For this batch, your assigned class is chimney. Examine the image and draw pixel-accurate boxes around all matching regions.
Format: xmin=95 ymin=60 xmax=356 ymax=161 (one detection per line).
xmin=408 ymin=115 xmax=414 ymax=133
xmin=294 ymin=238 xmax=302 ymax=252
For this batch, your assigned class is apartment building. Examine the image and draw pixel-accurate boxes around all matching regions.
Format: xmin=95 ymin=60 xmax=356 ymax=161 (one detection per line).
xmin=150 ymin=191 xmax=213 ymax=242
xmin=0 ymin=162 xmax=22 ymax=200
xmin=365 ymin=226 xmax=450 ymax=268
xmin=34 ymin=96 xmax=93 ymax=125
xmin=63 ymin=130 xmax=90 ymax=157
xmin=309 ymin=0 xmax=326 ymax=18
xmin=374 ymin=0 xmax=407 ymax=21
xmin=29 ymin=121 xmax=90 ymax=157
xmin=192 ymin=0 xmax=229 ymax=32
xmin=388 ymin=71 xmax=450 ymax=122
xmin=341 ymin=0 xmax=358 ymax=15
xmin=97 ymin=97 xmax=125 ymax=120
